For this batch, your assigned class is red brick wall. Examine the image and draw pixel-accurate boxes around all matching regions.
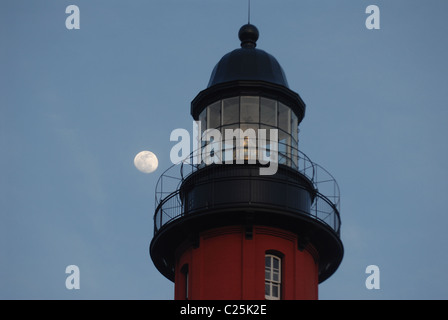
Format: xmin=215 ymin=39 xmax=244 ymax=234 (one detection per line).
xmin=174 ymin=225 xmax=318 ymax=300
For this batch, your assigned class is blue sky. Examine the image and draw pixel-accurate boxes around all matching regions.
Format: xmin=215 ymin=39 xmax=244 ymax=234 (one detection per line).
xmin=1 ymin=0 xmax=448 ymax=299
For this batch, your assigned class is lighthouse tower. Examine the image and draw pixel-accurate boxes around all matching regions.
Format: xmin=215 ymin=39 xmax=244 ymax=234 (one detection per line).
xmin=150 ymin=24 xmax=343 ymax=300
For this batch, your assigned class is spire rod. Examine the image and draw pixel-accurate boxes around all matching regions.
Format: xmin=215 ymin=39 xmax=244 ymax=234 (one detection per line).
xmin=248 ymin=0 xmax=251 ymax=24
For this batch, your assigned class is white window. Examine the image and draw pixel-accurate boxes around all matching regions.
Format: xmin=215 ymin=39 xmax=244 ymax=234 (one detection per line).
xmin=265 ymin=254 xmax=281 ymax=300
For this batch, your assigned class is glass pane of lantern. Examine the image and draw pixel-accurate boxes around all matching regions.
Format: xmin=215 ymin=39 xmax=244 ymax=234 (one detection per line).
xmin=291 ymin=112 xmax=298 ymax=143
xmin=240 ymin=123 xmax=259 ymax=148
xmin=199 ymin=109 xmax=207 ymax=134
xmin=292 ymin=145 xmax=298 ymax=169
xmin=260 ymin=98 xmax=277 ymax=127
xmin=208 ymin=101 xmax=221 ymax=129
xmin=278 ymin=103 xmax=290 ymax=135
xmin=222 ymin=97 xmax=239 ymax=125
xmin=278 ymin=141 xmax=287 ymax=165
xmin=240 ymin=96 xmax=259 ymax=123
xmin=258 ymin=125 xmax=273 ymax=163
xmin=278 ymin=103 xmax=291 ymax=166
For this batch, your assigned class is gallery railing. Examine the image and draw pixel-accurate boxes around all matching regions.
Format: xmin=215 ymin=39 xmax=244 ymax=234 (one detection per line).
xmin=154 ymin=142 xmax=341 ymax=236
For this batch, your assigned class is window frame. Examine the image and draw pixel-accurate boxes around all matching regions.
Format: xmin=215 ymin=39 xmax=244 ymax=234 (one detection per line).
xmin=265 ymin=254 xmax=282 ymax=300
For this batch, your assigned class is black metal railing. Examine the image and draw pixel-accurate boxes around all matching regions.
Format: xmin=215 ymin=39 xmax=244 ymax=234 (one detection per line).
xmin=153 ymin=142 xmax=340 ymax=236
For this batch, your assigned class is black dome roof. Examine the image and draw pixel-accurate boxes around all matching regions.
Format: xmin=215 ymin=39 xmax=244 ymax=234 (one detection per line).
xmin=207 ymin=24 xmax=289 ymax=88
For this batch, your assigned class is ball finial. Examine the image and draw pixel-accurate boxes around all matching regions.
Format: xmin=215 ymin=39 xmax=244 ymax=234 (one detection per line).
xmin=238 ymin=24 xmax=259 ymax=48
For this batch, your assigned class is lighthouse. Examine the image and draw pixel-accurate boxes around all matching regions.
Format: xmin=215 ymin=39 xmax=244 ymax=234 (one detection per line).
xmin=150 ymin=24 xmax=343 ymax=300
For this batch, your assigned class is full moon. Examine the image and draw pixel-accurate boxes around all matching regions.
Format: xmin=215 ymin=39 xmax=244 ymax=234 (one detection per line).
xmin=134 ymin=151 xmax=159 ymax=174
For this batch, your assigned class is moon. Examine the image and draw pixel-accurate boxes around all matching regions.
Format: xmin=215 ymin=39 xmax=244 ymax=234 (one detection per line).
xmin=134 ymin=151 xmax=158 ymax=174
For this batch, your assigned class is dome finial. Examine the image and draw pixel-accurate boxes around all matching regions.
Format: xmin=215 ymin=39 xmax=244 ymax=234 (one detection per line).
xmin=239 ymin=24 xmax=259 ymax=49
